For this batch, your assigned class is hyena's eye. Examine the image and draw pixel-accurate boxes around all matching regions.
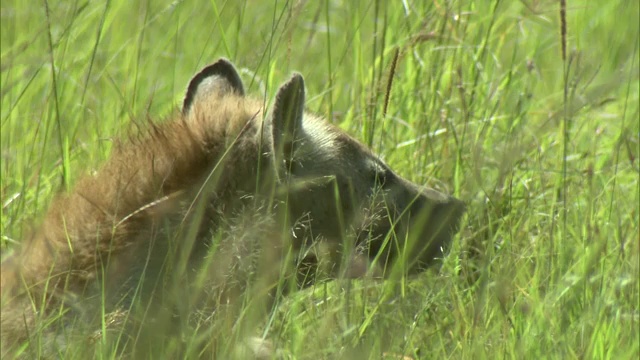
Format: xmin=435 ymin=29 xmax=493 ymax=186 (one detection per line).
xmin=370 ymin=165 xmax=389 ymax=187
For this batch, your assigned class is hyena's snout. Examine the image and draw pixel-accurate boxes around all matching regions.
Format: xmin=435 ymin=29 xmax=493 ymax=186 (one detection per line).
xmin=366 ymin=179 xmax=465 ymax=274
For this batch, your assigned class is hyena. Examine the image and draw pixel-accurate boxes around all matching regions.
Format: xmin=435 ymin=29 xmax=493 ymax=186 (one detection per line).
xmin=0 ymin=58 xmax=465 ymax=357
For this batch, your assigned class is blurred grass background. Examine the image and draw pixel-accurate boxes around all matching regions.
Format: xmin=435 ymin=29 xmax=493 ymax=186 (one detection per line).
xmin=1 ymin=0 xmax=638 ymax=358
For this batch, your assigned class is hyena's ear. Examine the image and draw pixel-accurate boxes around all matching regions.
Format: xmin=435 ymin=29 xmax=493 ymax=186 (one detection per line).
xmin=182 ymin=58 xmax=245 ymax=115
xmin=271 ymin=73 xmax=305 ymax=177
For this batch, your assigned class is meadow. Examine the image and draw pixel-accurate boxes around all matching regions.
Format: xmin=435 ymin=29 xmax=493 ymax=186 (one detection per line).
xmin=1 ymin=0 xmax=638 ymax=358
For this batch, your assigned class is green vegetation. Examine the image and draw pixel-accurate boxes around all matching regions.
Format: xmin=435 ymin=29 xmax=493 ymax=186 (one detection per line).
xmin=1 ymin=0 xmax=638 ymax=358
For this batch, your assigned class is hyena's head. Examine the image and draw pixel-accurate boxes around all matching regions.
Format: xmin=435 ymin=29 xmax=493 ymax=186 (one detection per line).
xmin=183 ymin=59 xmax=465 ymax=275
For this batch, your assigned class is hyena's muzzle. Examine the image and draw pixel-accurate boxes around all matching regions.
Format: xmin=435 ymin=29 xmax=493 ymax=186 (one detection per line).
xmin=354 ymin=168 xmax=466 ymax=276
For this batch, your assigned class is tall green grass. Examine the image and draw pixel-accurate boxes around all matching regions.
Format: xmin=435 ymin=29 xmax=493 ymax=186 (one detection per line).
xmin=1 ymin=0 xmax=638 ymax=358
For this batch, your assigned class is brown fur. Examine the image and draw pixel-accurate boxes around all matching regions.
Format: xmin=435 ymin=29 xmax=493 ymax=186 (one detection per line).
xmin=1 ymin=59 xmax=465 ymax=358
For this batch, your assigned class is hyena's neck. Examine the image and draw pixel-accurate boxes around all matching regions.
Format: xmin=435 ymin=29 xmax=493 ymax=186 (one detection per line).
xmin=13 ymin=99 xmax=267 ymax=296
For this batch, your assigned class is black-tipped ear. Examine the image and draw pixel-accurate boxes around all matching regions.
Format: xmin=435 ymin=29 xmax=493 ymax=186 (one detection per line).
xmin=271 ymin=73 xmax=305 ymax=172
xmin=182 ymin=58 xmax=245 ymax=115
